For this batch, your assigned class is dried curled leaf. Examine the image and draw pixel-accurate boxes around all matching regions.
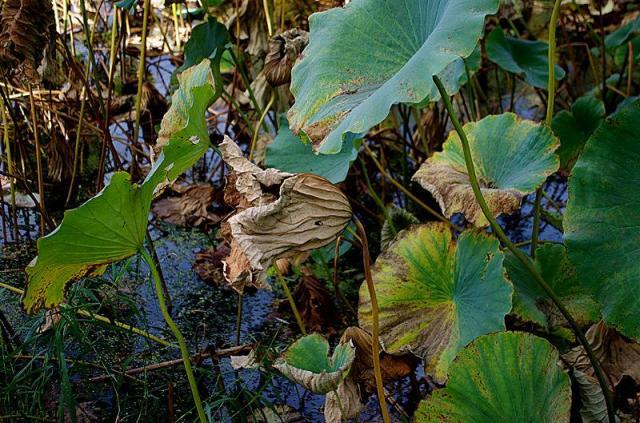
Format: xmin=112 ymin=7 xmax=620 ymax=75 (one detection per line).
xmin=412 ymin=113 xmax=559 ymax=226
xmin=324 ymin=377 xmax=361 ymax=423
xmin=220 ymin=136 xmax=291 ymax=204
xmin=572 ymin=369 xmax=612 ymax=423
xmin=274 ymin=333 xmax=355 ymax=394
xmin=264 ymin=29 xmax=308 ymax=87
xmin=219 ymin=138 xmax=352 ymax=292
xmin=228 ymin=173 xmax=352 ymax=283
xmin=0 ymin=0 xmax=54 ymax=81
xmin=563 ymin=321 xmax=640 ymax=389
xmin=325 ymin=327 xmax=418 ymax=422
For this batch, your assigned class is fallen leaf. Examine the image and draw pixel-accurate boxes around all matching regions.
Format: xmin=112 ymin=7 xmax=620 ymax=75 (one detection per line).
xmin=153 ymin=184 xmax=220 ymax=228
xmin=193 ymin=244 xmax=230 ymax=286
xmin=290 ymin=269 xmax=341 ymax=336
xmin=0 ymin=0 xmax=55 ymax=81
xmin=230 ymin=350 xmax=259 ymax=370
xmin=38 ymin=307 xmax=61 ymax=333
xmin=564 ymin=321 xmax=640 ymax=388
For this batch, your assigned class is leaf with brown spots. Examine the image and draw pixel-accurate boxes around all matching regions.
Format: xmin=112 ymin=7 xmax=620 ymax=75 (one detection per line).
xmin=412 ymin=113 xmax=559 ymax=226
xmin=359 ymin=223 xmax=512 ymax=382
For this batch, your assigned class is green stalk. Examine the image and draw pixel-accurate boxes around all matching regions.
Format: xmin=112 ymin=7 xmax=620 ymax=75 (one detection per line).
xmin=531 ymin=0 xmax=562 ymax=257
xmin=0 ymin=281 xmax=175 ymax=348
xmin=433 ymin=74 xmax=616 ymax=423
xmin=140 ymin=249 xmax=207 ymax=423
xmin=132 ymin=0 xmax=152 ymax=148
xmin=275 ymin=268 xmax=306 ymax=335
xmin=1 ymin=97 xmax=17 ymax=240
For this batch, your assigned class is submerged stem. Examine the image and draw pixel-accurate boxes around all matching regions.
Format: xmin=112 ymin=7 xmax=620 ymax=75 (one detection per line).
xmin=354 ymin=218 xmax=390 ymax=423
xmin=433 ymin=74 xmax=616 ymax=423
xmin=141 ymin=249 xmax=207 ymax=423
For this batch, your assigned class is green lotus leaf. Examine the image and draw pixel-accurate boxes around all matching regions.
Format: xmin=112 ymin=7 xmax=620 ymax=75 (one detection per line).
xmin=486 ymin=27 xmax=566 ymax=89
xmin=287 ymin=0 xmax=499 ymax=154
xmin=412 ymin=113 xmax=559 ymax=226
xmin=605 ymin=16 xmax=640 ymax=49
xmin=612 ymin=35 xmax=640 ymax=67
xmin=380 ymin=206 xmax=419 ymax=251
xmin=273 ymin=333 xmax=355 ymax=394
xmin=265 ymin=117 xmax=359 ymax=184
xmin=22 ymin=172 xmax=149 ymax=313
xmin=178 ymin=18 xmax=229 ymax=75
xmin=358 ymin=223 xmax=512 ymax=382
xmin=415 ymin=332 xmax=571 ymax=422
xmin=23 ymin=60 xmax=217 ymax=313
xmin=504 ymin=243 xmax=599 ymax=332
xmin=564 ymin=98 xmax=640 ymax=341
xmin=551 ymin=94 xmax=605 ymax=172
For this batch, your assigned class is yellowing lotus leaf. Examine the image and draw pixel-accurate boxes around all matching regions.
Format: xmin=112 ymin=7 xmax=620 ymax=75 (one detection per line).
xmin=359 ymin=223 xmax=512 ymax=382
xmin=412 ymin=113 xmax=559 ymax=226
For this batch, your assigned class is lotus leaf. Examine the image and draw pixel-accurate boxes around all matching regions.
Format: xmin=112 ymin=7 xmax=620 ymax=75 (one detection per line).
xmin=265 ymin=117 xmax=359 ymax=184
xmin=23 ymin=60 xmax=217 ymax=313
xmin=358 ymin=223 xmax=512 ymax=382
xmin=415 ymin=332 xmax=571 ymax=422
xmin=412 ymin=113 xmax=559 ymax=226
xmin=504 ymin=243 xmax=599 ymax=332
xmin=486 ymin=27 xmax=566 ymax=89
xmin=287 ymin=0 xmax=500 ymax=154
xmin=551 ymin=95 xmax=605 ymax=172
xmin=273 ymin=333 xmax=355 ymax=394
xmin=564 ymin=99 xmax=640 ymax=340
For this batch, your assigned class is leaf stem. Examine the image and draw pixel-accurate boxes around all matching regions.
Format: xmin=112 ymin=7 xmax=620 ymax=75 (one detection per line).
xmin=275 ymin=268 xmax=306 ymax=335
xmin=362 ymin=143 xmax=461 ymax=231
xmin=433 ymin=74 xmax=615 ymax=423
xmin=28 ymin=85 xmax=45 ymax=237
xmin=0 ymin=281 xmax=175 ymax=349
xmin=532 ymin=0 xmax=562 ymax=257
xmin=354 ymin=217 xmax=390 ymax=423
xmin=140 ymin=249 xmax=207 ymax=423
xmin=132 ymin=0 xmax=152 ymax=151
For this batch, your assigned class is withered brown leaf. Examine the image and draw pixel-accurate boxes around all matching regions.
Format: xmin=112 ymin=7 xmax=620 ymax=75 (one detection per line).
xmin=263 ymin=29 xmax=308 ymax=87
xmin=0 ymin=0 xmax=55 ymax=81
